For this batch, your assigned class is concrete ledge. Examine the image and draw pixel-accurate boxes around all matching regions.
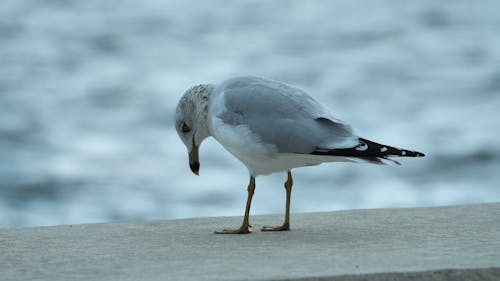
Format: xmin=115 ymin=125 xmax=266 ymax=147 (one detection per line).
xmin=1 ymin=203 xmax=499 ymax=281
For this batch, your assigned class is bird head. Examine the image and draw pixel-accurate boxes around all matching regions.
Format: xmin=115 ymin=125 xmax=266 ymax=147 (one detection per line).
xmin=175 ymin=84 xmax=213 ymax=175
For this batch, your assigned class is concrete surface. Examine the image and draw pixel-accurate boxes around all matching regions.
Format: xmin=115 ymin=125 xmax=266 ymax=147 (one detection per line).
xmin=1 ymin=203 xmax=500 ymax=281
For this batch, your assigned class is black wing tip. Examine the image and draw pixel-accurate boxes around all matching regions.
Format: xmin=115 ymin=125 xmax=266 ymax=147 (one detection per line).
xmin=358 ymin=138 xmax=425 ymax=158
xmin=311 ymin=138 xmax=425 ymax=158
xmin=399 ymin=150 xmax=425 ymax=157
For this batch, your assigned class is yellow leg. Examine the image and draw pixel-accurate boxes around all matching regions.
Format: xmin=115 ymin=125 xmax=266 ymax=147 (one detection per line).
xmin=262 ymin=171 xmax=293 ymax=232
xmin=215 ymin=176 xmax=255 ymax=234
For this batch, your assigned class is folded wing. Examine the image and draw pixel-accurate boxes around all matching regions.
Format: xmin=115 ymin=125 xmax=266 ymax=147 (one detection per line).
xmin=217 ymin=76 xmax=359 ymax=154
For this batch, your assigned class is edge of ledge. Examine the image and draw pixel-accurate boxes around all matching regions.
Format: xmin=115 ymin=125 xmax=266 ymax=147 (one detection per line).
xmin=3 ymin=202 xmax=499 ymax=231
xmin=281 ymin=267 xmax=500 ymax=281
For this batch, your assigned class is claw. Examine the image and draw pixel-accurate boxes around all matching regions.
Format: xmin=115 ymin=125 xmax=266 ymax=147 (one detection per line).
xmin=214 ymin=226 xmax=252 ymax=234
xmin=261 ymin=223 xmax=289 ymax=232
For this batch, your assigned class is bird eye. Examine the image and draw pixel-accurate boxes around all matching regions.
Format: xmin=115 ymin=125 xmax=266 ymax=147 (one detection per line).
xmin=181 ymin=122 xmax=191 ymax=133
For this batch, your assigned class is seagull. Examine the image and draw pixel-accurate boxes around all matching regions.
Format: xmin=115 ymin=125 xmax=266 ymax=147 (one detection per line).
xmin=175 ymin=76 xmax=424 ymax=234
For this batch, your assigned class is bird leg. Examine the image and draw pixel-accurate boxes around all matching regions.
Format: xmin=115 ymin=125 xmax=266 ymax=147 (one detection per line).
xmin=262 ymin=171 xmax=293 ymax=232
xmin=215 ymin=176 xmax=255 ymax=234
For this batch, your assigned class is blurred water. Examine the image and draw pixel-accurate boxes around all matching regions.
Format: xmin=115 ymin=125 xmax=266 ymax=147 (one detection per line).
xmin=1 ymin=0 xmax=500 ymax=227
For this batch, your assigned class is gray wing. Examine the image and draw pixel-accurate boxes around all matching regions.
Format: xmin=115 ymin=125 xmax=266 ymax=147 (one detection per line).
xmin=216 ymin=76 xmax=359 ymax=154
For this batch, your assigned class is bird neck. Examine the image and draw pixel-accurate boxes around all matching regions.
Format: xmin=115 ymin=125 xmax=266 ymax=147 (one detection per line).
xmin=192 ymin=84 xmax=214 ymax=141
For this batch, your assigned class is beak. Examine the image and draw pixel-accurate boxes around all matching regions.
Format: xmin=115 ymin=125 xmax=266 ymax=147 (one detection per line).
xmin=188 ymin=136 xmax=200 ymax=176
